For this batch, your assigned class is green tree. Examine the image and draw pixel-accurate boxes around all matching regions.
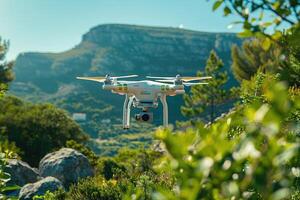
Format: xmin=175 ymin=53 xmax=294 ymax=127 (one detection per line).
xmin=210 ymin=0 xmax=300 ymax=86
xmin=0 ymin=96 xmax=89 ymax=166
xmin=0 ymin=37 xmax=14 ymax=98
xmin=181 ymin=50 xmax=233 ymax=123
xmin=231 ymin=39 xmax=282 ymax=82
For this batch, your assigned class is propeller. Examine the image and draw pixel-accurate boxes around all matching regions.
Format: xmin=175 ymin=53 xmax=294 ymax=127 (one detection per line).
xmin=76 ymin=74 xmax=138 ymax=83
xmin=147 ymin=74 xmax=212 ymax=82
xmin=183 ymin=82 xmax=208 ymax=86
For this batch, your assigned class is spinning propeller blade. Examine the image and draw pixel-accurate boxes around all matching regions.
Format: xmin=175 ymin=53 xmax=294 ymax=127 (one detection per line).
xmin=147 ymin=75 xmax=212 ymax=82
xmin=155 ymin=79 xmax=175 ymax=83
xmin=181 ymin=76 xmax=212 ymax=82
xmin=76 ymin=77 xmax=106 ymax=82
xmin=76 ymin=74 xmax=138 ymax=83
xmin=146 ymin=76 xmax=174 ymax=80
xmin=114 ymin=75 xmax=139 ymax=79
xmin=183 ymin=82 xmax=209 ymax=86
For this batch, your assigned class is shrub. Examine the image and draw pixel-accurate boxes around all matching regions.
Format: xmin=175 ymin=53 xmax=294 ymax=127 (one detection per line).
xmin=154 ymin=79 xmax=300 ymax=199
xmin=66 ymin=176 xmax=122 ymax=200
xmin=0 ymin=152 xmax=20 ymax=199
xmin=0 ymin=96 xmax=88 ymax=166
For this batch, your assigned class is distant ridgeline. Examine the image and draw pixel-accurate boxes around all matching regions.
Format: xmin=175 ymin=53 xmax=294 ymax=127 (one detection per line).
xmin=10 ymin=24 xmax=242 ymax=141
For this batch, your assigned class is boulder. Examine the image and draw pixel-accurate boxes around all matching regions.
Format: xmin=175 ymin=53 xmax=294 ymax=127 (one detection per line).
xmin=19 ymin=176 xmax=63 ymax=200
xmin=5 ymin=159 xmax=40 ymax=187
xmin=39 ymin=148 xmax=93 ymax=187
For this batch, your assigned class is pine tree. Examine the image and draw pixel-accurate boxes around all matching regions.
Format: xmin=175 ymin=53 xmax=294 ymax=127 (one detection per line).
xmin=0 ymin=37 xmax=14 ymax=98
xmin=181 ymin=50 xmax=232 ymax=123
xmin=231 ymin=39 xmax=282 ymax=82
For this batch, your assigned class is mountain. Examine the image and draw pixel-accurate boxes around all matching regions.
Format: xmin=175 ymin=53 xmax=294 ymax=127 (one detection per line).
xmin=10 ymin=24 xmax=242 ymax=144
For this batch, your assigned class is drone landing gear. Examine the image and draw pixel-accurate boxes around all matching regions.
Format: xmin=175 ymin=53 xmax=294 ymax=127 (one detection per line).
xmin=159 ymin=94 xmax=168 ymax=127
xmin=122 ymin=94 xmax=169 ymax=129
xmin=123 ymin=94 xmax=134 ymax=129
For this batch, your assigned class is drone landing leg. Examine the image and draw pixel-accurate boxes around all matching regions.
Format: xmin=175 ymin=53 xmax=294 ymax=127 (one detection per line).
xmin=123 ymin=95 xmax=129 ymax=129
xmin=160 ymin=94 xmax=168 ymax=127
xmin=126 ymin=96 xmax=134 ymax=128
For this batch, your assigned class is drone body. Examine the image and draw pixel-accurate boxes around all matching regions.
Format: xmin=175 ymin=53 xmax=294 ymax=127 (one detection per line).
xmin=77 ymin=74 xmax=211 ymax=129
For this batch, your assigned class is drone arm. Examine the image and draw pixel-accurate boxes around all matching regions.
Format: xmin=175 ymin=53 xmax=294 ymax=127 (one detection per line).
xmin=160 ymin=94 xmax=168 ymax=127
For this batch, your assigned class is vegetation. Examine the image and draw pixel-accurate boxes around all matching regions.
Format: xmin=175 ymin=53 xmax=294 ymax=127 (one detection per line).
xmin=210 ymin=0 xmax=299 ymax=41
xmin=211 ymin=0 xmax=300 ymax=87
xmin=155 ymin=76 xmax=299 ymax=199
xmin=0 ymin=151 xmax=20 ymax=200
xmin=181 ymin=50 xmax=235 ymax=123
xmin=39 ymin=148 xmax=173 ymax=200
xmin=1 ymin=0 xmax=299 ymax=199
xmin=0 ymin=96 xmax=88 ymax=166
xmin=231 ymin=39 xmax=282 ymax=82
xmin=0 ymin=37 xmax=14 ymax=99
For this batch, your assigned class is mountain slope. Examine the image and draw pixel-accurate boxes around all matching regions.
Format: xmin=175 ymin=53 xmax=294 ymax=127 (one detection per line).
xmin=10 ymin=24 xmax=242 ymax=139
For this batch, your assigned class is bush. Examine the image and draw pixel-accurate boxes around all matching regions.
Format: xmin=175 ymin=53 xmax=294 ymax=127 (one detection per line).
xmin=0 ymin=96 xmax=88 ymax=166
xmin=154 ymin=79 xmax=300 ymax=199
xmin=97 ymin=158 xmax=125 ymax=180
xmin=66 ymin=176 xmax=122 ymax=200
xmin=0 ymin=152 xmax=20 ymax=199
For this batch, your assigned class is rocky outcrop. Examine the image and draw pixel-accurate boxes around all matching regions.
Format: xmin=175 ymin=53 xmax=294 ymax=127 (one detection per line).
xmin=5 ymin=159 xmax=40 ymax=187
xmin=19 ymin=176 xmax=63 ymax=200
xmin=39 ymin=148 xmax=94 ymax=187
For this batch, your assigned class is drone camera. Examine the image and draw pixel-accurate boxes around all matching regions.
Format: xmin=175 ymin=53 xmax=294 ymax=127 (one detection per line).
xmin=135 ymin=111 xmax=153 ymax=123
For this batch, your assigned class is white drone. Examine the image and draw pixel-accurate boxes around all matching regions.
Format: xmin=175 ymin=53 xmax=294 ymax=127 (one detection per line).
xmin=76 ymin=74 xmax=211 ymax=129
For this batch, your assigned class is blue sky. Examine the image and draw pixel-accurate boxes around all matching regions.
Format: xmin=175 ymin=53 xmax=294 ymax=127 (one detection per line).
xmin=0 ymin=0 xmax=241 ymax=60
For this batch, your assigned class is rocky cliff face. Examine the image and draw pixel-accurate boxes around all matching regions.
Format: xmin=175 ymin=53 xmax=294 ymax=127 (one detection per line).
xmin=10 ymin=24 xmax=242 ymax=138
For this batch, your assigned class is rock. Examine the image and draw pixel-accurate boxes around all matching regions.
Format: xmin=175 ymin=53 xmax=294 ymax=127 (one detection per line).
xmin=5 ymin=159 xmax=40 ymax=187
xmin=19 ymin=176 xmax=63 ymax=200
xmin=39 ymin=148 xmax=93 ymax=187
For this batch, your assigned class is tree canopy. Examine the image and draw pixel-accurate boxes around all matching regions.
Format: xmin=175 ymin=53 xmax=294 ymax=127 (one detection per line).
xmin=0 ymin=37 xmax=14 ymax=98
xmin=181 ymin=50 xmax=234 ymax=123
xmin=231 ymin=39 xmax=282 ymax=81
xmin=0 ymin=96 xmax=88 ymax=166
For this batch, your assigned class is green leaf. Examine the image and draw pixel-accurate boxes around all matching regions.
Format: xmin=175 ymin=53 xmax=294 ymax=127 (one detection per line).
xmin=212 ymin=0 xmax=223 ymax=11
xmin=1 ymin=185 xmax=20 ymax=192
xmin=262 ymin=37 xmax=271 ymax=51
xmin=223 ymin=6 xmax=231 ymax=16
xmin=271 ymin=31 xmax=282 ymax=40
xmin=237 ymin=30 xmax=253 ymax=38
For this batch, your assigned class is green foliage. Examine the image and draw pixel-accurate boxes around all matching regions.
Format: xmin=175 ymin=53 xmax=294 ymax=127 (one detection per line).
xmin=0 ymin=37 xmax=14 ymax=100
xmin=66 ymin=140 xmax=98 ymax=167
xmin=33 ymin=188 xmax=66 ymax=200
xmin=0 ymin=96 xmax=89 ymax=166
xmin=0 ymin=152 xmax=20 ymax=200
xmin=181 ymin=50 xmax=235 ymax=123
xmin=49 ymin=147 xmax=173 ymax=200
xmin=0 ymin=130 xmax=21 ymax=159
xmin=210 ymin=0 xmax=299 ymax=49
xmin=114 ymin=148 xmax=160 ymax=176
xmin=0 ymin=37 xmax=14 ymax=85
xmin=231 ymin=39 xmax=282 ymax=82
xmin=64 ymin=176 xmax=122 ymax=200
xmin=154 ymin=78 xmax=300 ymax=199
xmin=277 ymin=25 xmax=300 ymax=86
xmin=97 ymin=158 xmax=125 ymax=180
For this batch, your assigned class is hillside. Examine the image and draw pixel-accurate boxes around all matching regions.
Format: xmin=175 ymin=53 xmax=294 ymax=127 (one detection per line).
xmin=10 ymin=24 xmax=242 ymax=147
